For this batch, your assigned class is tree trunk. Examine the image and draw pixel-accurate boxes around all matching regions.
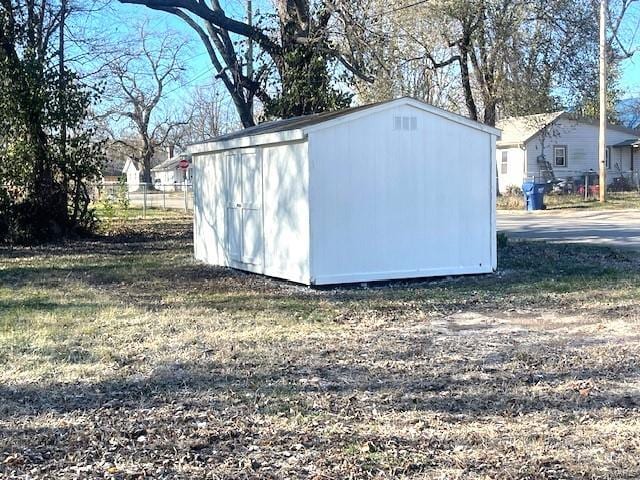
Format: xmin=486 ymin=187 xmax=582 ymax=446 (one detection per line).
xmin=233 ymin=94 xmax=256 ymax=127
xmin=483 ymin=100 xmax=497 ymax=127
xmin=30 ymin=122 xmax=69 ymax=234
xmin=458 ymin=37 xmax=478 ymax=122
xmin=141 ymin=148 xmax=154 ymax=187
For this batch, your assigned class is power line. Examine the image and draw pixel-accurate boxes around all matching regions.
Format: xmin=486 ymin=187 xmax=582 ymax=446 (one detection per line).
xmin=164 ymin=66 xmax=216 ymax=96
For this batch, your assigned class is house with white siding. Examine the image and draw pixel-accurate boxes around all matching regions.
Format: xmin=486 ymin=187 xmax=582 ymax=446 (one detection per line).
xmin=496 ymin=111 xmax=640 ymax=192
xmin=122 ymin=158 xmax=143 ymax=192
xmin=151 ymin=153 xmax=192 ymax=191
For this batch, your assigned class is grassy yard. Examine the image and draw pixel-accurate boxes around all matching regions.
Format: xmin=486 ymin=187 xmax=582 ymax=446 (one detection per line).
xmin=93 ymin=204 xmax=192 ymax=222
xmin=1 ymin=218 xmax=640 ymax=479
xmin=498 ymin=191 xmax=640 ymax=211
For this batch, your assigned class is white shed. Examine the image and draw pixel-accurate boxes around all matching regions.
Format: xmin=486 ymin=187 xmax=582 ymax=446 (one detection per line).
xmin=190 ymin=97 xmax=500 ymax=286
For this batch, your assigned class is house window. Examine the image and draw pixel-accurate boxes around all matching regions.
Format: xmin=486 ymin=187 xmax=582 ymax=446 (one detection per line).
xmin=553 ymin=146 xmax=567 ymax=167
xmin=605 ymin=146 xmax=611 ymax=169
xmin=501 ymin=151 xmax=508 ymax=174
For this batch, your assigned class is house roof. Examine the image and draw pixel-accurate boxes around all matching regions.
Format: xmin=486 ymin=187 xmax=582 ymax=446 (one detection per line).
xmin=120 ymin=148 xmax=171 ymax=174
xmin=151 ymin=153 xmax=191 ymax=172
xmin=188 ymin=97 xmax=501 ymax=154
xmin=612 ymin=138 xmax=640 ymax=147
xmin=122 ymin=158 xmax=141 ymax=173
xmin=496 ymin=111 xmax=565 ymax=147
xmin=496 ymin=111 xmax=640 ymax=147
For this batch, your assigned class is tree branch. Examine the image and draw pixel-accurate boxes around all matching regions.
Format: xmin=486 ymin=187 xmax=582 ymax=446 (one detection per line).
xmin=118 ymin=0 xmax=282 ymax=55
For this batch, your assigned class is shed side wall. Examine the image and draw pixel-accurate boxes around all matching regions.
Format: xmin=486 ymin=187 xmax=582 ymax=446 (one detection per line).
xmin=193 ymin=142 xmax=311 ymax=284
xmin=308 ymin=104 xmax=494 ymax=285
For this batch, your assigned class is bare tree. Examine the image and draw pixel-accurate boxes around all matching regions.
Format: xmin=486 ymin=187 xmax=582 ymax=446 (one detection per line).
xmin=104 ymin=25 xmax=188 ymax=186
xmin=352 ymin=0 xmax=613 ymax=126
xmin=351 ymin=0 xmax=463 ymax=109
xmin=607 ymin=0 xmax=640 ymax=60
xmin=169 ymin=82 xmax=234 ymax=146
xmin=434 ymin=0 xmax=604 ymax=126
xmin=619 ymin=98 xmax=640 ymax=128
xmin=116 ymin=0 xmax=372 ymax=126
xmin=574 ymin=0 xmax=639 ymax=119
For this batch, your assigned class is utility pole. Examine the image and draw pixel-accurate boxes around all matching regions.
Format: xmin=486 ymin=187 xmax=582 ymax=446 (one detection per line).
xmin=246 ymin=0 xmax=254 ymax=116
xmin=598 ymin=0 xmax=607 ymax=202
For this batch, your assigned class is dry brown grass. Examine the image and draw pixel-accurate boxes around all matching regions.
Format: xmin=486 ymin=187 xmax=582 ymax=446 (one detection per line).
xmin=497 ymin=191 xmax=640 ymax=211
xmin=1 ymin=218 xmax=639 ymax=479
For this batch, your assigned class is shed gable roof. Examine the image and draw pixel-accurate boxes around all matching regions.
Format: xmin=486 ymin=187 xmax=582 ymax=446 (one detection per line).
xmin=188 ymin=97 xmax=500 ymax=154
xmin=192 ymin=101 xmax=387 ymax=145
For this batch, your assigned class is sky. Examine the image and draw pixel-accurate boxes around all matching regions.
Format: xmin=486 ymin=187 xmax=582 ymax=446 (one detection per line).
xmin=73 ymin=0 xmax=640 ymax=125
xmin=615 ymin=0 xmax=640 ymax=97
xmin=621 ymin=59 xmax=639 ymax=96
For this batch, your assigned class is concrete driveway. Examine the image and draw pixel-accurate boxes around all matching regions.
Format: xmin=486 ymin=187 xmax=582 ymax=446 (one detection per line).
xmin=497 ymin=209 xmax=640 ymax=250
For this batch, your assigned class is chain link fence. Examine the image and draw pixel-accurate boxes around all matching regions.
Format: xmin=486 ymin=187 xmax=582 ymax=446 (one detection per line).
xmin=524 ymin=169 xmax=640 ymax=199
xmin=95 ymin=182 xmax=194 ymax=216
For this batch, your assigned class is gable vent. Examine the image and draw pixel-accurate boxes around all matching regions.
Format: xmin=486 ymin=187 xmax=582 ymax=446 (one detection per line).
xmin=393 ymin=116 xmax=417 ymax=131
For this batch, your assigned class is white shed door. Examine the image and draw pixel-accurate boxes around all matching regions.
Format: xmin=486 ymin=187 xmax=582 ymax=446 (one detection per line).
xmin=226 ymin=155 xmax=243 ymax=262
xmin=225 ymin=153 xmax=263 ymax=267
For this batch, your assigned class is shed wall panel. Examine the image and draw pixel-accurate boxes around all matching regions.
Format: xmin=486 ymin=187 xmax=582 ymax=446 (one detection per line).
xmin=308 ymin=104 xmax=494 ymax=285
xmin=261 ymin=142 xmax=311 ymax=284
xmin=193 ymin=152 xmax=228 ymax=267
xmin=193 ymin=143 xmax=311 ymax=284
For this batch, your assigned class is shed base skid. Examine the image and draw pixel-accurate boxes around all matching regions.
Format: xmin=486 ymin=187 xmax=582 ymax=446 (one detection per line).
xmin=195 ymin=261 xmax=495 ymax=287
xmin=310 ymin=265 xmax=494 ymax=286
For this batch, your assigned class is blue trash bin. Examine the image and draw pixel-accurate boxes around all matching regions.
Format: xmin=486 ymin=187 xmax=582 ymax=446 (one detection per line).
xmin=522 ymin=182 xmax=545 ymax=211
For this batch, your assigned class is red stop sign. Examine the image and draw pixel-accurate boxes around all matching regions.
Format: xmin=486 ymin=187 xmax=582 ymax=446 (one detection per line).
xmin=178 ymin=159 xmax=190 ymax=169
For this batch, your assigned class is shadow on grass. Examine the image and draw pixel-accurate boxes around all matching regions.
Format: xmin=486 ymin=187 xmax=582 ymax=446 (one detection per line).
xmin=1 ymin=330 xmax=638 ymax=420
xmin=2 ymin=233 xmax=640 ymax=319
xmin=0 ymin=218 xmax=192 ymax=259
xmin=2 ymin=225 xmax=640 ymax=413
